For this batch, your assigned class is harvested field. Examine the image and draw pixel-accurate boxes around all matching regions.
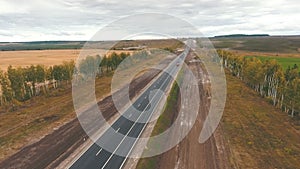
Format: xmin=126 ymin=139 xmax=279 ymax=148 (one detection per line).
xmin=0 ymin=49 xmax=133 ymax=71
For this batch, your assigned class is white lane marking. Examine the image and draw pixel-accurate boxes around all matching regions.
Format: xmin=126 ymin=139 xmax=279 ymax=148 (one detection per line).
xmin=96 ymin=148 xmax=102 ymax=156
xmin=115 ymin=128 xmax=120 ymax=133
xmin=72 ymin=54 xmax=185 ymax=168
xmin=119 ymin=60 xmax=182 ymax=169
xmin=138 ymin=103 xmax=141 ymax=107
xmin=103 ymin=63 xmax=178 ymax=169
xmin=101 ymin=53 xmax=187 ymax=169
xmin=129 ymin=113 xmax=132 ymax=118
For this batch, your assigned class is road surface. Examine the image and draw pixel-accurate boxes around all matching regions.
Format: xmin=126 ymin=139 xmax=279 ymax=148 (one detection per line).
xmin=70 ymin=47 xmax=189 ymax=169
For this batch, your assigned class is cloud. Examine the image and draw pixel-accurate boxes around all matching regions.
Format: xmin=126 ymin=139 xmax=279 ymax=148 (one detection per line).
xmin=0 ymin=0 xmax=299 ymax=41
xmin=51 ymin=31 xmax=85 ymax=36
xmin=0 ymin=30 xmax=14 ymax=37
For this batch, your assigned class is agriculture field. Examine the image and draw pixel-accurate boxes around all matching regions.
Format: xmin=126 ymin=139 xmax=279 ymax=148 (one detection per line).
xmin=210 ymin=36 xmax=300 ymax=53
xmin=0 ymin=49 xmax=133 ymax=71
xmin=221 ymin=48 xmax=300 ymax=70
xmin=246 ymin=55 xmax=300 ymax=70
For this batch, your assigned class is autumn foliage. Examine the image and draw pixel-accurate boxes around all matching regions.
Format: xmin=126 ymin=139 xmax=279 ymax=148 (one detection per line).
xmin=218 ymin=50 xmax=300 ymax=117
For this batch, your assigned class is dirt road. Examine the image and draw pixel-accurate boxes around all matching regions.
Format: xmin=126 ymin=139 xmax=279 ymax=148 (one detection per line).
xmin=155 ymin=52 xmax=230 ymax=169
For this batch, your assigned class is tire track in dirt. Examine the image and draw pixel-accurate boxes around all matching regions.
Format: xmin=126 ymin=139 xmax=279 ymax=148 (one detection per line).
xmin=155 ymin=52 xmax=230 ymax=169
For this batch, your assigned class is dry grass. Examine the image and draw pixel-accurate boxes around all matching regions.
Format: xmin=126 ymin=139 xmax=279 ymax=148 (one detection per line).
xmin=0 ymin=75 xmax=113 ymax=161
xmin=222 ymin=72 xmax=300 ymax=169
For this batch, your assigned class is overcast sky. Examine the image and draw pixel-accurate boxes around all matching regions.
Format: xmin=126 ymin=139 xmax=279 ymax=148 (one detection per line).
xmin=0 ymin=0 xmax=299 ymax=42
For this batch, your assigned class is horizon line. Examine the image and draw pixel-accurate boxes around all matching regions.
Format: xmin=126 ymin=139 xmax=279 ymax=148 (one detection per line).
xmin=1 ymin=34 xmax=300 ymax=43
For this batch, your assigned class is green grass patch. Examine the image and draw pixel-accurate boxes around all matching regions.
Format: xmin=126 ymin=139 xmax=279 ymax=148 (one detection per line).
xmin=246 ymin=55 xmax=300 ymax=70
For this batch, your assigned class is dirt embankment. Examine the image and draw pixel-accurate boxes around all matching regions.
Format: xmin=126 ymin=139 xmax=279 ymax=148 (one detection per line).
xmin=0 ymin=68 xmax=161 ymax=169
xmin=137 ymin=52 xmax=230 ymax=169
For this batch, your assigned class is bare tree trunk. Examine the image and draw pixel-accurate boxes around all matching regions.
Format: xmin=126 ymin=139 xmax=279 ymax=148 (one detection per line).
xmin=280 ymin=94 xmax=284 ymax=108
xmin=0 ymin=95 xmax=3 ymax=106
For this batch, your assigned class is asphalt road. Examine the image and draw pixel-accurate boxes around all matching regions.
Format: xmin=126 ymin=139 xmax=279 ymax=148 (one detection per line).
xmin=70 ymin=47 xmax=189 ymax=169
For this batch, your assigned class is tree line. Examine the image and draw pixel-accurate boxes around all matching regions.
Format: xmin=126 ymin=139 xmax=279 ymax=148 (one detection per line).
xmin=77 ymin=50 xmax=151 ymax=80
xmin=0 ymin=51 xmax=151 ymax=107
xmin=0 ymin=61 xmax=75 ymax=106
xmin=218 ymin=50 xmax=300 ymax=117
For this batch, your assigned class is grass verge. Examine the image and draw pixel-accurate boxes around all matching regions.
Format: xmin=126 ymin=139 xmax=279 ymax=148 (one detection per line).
xmin=136 ymin=69 xmax=183 ymax=169
xmin=222 ymin=71 xmax=300 ymax=169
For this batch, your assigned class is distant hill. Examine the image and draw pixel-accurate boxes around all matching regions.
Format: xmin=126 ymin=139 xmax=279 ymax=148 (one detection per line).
xmin=210 ymin=35 xmax=300 ymax=53
xmin=0 ymin=39 xmax=183 ymax=51
xmin=1 ymin=36 xmax=299 ymax=53
xmin=0 ymin=41 xmax=86 ymax=51
xmin=214 ymin=34 xmax=270 ymax=38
